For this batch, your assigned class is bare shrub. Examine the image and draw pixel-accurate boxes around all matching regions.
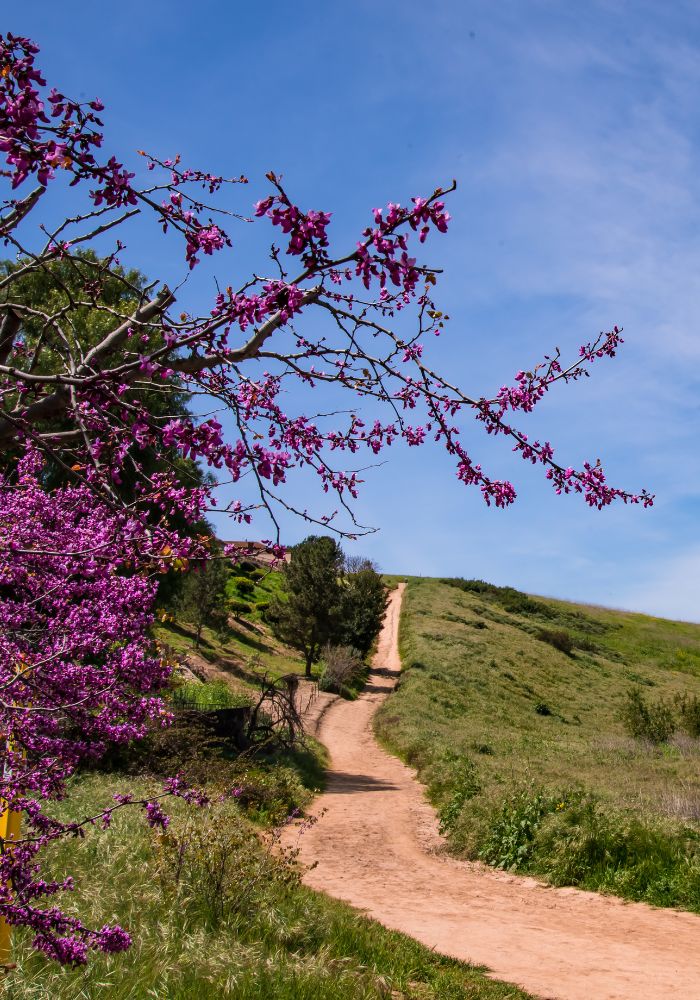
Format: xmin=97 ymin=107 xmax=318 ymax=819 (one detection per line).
xmin=319 ymin=643 xmax=364 ymax=695
xmin=158 ymin=802 xmax=300 ymax=927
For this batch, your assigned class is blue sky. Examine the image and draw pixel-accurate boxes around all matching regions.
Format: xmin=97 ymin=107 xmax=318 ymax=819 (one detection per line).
xmin=12 ymin=1 xmax=700 ymax=619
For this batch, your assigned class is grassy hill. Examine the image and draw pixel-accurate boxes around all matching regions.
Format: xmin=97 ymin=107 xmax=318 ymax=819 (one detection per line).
xmin=376 ymin=576 xmax=700 ymax=910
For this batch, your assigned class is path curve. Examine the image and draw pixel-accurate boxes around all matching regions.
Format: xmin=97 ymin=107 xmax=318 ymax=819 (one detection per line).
xmin=286 ymin=583 xmax=700 ymax=1000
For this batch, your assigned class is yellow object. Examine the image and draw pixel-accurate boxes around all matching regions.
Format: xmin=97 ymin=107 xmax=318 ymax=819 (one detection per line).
xmin=0 ymin=804 xmax=21 ymax=970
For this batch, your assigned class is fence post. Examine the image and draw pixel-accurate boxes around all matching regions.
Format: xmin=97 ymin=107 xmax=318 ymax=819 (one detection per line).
xmin=0 ymin=802 xmax=21 ymax=969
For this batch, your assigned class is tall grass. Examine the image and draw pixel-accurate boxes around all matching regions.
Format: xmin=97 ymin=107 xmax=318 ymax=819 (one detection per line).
xmin=6 ymin=774 xmax=531 ymax=999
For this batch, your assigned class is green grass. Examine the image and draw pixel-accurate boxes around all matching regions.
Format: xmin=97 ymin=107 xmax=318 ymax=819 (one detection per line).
xmin=6 ymin=774 xmax=532 ymax=1000
xmin=376 ymin=576 xmax=700 ymax=910
xmin=155 ymin=568 xmax=305 ymax=699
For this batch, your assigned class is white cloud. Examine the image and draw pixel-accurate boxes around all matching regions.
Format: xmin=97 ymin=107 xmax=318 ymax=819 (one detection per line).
xmin=618 ymin=546 xmax=700 ymax=622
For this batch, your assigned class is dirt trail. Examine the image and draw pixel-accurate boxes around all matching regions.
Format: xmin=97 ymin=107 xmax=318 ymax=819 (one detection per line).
xmin=286 ymin=583 xmax=700 ymax=1000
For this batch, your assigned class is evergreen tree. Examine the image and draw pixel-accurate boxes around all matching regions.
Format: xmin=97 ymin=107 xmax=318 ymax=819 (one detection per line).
xmin=269 ymin=536 xmax=344 ymax=676
xmin=340 ymin=560 xmax=388 ymax=656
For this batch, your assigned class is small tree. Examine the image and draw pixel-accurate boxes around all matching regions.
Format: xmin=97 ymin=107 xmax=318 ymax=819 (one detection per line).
xmin=268 ymin=536 xmax=343 ymax=676
xmin=178 ymin=555 xmax=230 ymax=648
xmin=340 ymin=560 xmax=388 ymax=656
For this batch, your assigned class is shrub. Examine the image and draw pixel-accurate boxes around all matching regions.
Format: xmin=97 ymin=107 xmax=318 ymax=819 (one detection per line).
xmin=676 ymin=693 xmax=700 ymax=738
xmin=318 ymin=644 xmax=365 ymax=697
xmin=621 ymin=687 xmax=676 ymax=744
xmin=536 ymin=628 xmax=574 ymax=655
xmin=157 ymin=800 xmax=300 ymax=928
xmin=479 ymin=787 xmax=558 ymax=869
xmin=234 ymin=560 xmax=257 ymax=574
xmin=228 ymin=598 xmax=252 ymax=616
xmin=232 ymin=764 xmax=310 ymax=824
xmin=535 ymin=701 xmax=552 ymax=716
xmin=256 ymin=599 xmax=270 ymax=614
xmin=232 ymin=575 xmax=256 ymax=596
xmin=250 ymin=567 xmax=267 ymax=581
xmin=440 ymin=579 xmax=556 ymax=618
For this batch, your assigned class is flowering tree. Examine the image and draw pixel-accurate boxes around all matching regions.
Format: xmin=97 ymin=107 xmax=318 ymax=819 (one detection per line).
xmin=0 ymin=32 xmax=651 ymax=964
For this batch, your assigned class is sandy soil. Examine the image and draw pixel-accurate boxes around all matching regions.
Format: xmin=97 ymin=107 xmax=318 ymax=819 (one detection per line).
xmin=285 ymin=583 xmax=700 ymax=1000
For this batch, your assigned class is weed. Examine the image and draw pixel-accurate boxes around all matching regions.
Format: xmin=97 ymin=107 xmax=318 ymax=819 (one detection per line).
xmin=318 ymin=644 xmax=365 ymax=698
xmin=479 ymin=787 xmax=559 ymax=869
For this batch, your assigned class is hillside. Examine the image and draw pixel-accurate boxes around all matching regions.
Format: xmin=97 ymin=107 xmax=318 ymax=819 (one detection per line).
xmin=7 ymin=573 xmax=538 ymax=999
xmin=375 ymin=577 xmax=700 ymax=909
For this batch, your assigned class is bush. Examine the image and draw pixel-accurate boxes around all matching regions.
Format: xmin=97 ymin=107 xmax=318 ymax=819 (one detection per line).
xmin=676 ymin=693 xmax=700 ymax=738
xmin=536 ymin=628 xmax=574 ymax=655
xmin=318 ymin=644 xmax=365 ymax=697
xmin=232 ymin=575 xmax=256 ymax=596
xmin=228 ymin=598 xmax=252 ymax=616
xmin=157 ymin=800 xmax=300 ymax=929
xmin=256 ymin=600 xmax=270 ymax=614
xmin=479 ymin=787 xmax=558 ymax=869
xmin=621 ymin=687 xmax=676 ymax=743
xmin=231 ymin=764 xmax=311 ymax=824
xmin=440 ymin=579 xmax=555 ymax=618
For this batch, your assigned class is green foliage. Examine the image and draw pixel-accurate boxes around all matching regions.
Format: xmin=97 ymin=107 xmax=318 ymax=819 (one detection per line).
xmin=676 ymin=693 xmax=700 ymax=738
xmin=437 ymin=756 xmax=481 ymax=835
xmin=268 ymin=535 xmax=345 ymax=676
xmin=479 ymin=787 xmax=559 ymax=869
xmin=232 ymin=764 xmax=311 ymax=824
xmin=232 ymin=575 xmax=256 ymax=596
xmin=228 ymin=598 xmax=252 ymax=616
xmin=177 ymin=555 xmax=230 ymax=647
xmin=339 ymin=561 xmax=388 ymax=657
xmin=620 ymin=687 xmax=676 ymax=743
xmin=530 ymin=793 xmax=700 ymax=910
xmin=536 ymin=628 xmax=574 ymax=655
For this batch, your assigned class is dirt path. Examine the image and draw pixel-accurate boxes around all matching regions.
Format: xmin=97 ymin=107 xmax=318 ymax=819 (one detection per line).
xmin=286 ymin=583 xmax=700 ymax=1000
